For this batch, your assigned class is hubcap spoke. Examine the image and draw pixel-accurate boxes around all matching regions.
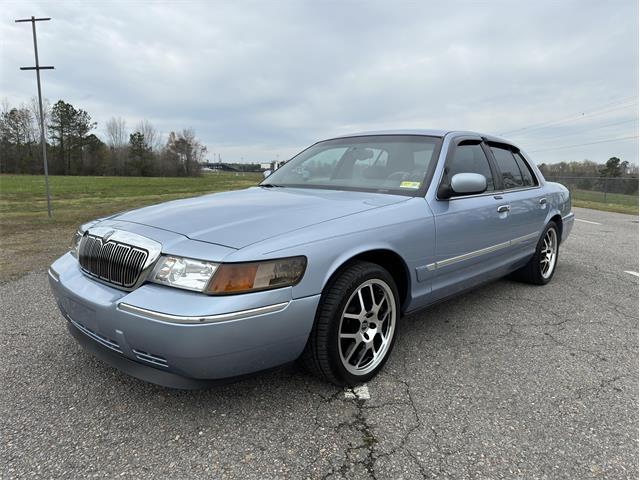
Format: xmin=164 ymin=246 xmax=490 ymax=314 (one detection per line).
xmin=345 ymin=340 xmax=363 ymax=362
xmin=357 ymin=290 xmax=366 ymax=313
xmin=340 ymin=332 xmax=360 ymax=340
xmin=355 ymin=345 xmax=369 ymax=367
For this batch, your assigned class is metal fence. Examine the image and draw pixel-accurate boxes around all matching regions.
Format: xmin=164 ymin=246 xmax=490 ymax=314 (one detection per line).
xmin=545 ymin=176 xmax=638 ymax=206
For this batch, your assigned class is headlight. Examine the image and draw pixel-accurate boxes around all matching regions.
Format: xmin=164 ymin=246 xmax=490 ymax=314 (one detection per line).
xmin=150 ymin=255 xmax=306 ymax=294
xmin=206 ymin=256 xmax=306 ymax=294
xmin=151 ymin=256 xmax=219 ymax=292
xmin=70 ymin=231 xmax=83 ymax=258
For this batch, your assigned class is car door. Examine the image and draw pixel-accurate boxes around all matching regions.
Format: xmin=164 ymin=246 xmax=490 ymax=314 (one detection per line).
xmin=486 ymin=143 xmax=547 ymax=259
xmin=426 ymin=136 xmax=512 ymax=301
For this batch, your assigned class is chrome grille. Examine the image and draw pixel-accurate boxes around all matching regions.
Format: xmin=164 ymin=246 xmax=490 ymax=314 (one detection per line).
xmin=78 ymin=234 xmax=149 ymax=288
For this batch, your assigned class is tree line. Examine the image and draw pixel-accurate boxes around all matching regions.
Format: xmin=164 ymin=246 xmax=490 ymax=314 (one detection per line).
xmin=538 ymin=158 xmax=638 ymax=195
xmin=0 ymin=98 xmax=207 ymax=177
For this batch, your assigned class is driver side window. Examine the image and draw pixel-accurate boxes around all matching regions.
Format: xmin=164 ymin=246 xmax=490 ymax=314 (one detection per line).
xmin=444 ymin=141 xmax=495 ymax=192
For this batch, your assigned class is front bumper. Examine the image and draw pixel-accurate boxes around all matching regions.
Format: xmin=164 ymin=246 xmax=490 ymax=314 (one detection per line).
xmin=49 ymin=253 xmax=320 ymax=388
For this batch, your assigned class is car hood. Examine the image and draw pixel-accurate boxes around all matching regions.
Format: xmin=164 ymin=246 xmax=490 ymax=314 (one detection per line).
xmin=113 ymin=187 xmax=408 ymax=249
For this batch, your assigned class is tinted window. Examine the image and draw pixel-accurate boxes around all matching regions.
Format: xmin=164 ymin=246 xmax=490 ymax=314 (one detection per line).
xmin=514 ymin=153 xmax=537 ymax=187
xmin=490 ymin=146 xmax=523 ymax=189
xmin=263 ymin=135 xmax=441 ymax=195
xmin=413 ymin=148 xmax=435 ymax=171
xmin=445 ymin=141 xmax=495 ymax=192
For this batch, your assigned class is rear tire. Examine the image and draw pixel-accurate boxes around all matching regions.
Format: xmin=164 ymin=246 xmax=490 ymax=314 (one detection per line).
xmin=301 ymin=261 xmax=399 ymax=386
xmin=512 ymin=222 xmax=560 ymax=285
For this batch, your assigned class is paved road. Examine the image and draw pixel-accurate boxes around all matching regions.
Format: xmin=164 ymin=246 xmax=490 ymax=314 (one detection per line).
xmin=1 ymin=207 xmax=637 ymax=479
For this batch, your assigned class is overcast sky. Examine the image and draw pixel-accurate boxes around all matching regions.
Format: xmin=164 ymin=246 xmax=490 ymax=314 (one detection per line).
xmin=2 ymin=0 xmax=638 ymax=164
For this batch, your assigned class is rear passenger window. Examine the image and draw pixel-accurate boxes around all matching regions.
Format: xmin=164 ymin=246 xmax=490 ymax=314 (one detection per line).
xmin=490 ymin=146 xmax=523 ymax=189
xmin=514 ymin=153 xmax=537 ymax=187
xmin=445 ymin=141 xmax=495 ymax=193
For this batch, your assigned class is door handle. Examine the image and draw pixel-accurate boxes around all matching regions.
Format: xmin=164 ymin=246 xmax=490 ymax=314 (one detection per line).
xmin=497 ymin=205 xmax=511 ymax=213
xmin=539 ymin=198 xmax=547 ymax=205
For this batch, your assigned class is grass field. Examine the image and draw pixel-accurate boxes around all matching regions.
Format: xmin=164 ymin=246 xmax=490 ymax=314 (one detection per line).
xmin=570 ymin=188 xmax=638 ymax=215
xmin=0 ymin=173 xmax=261 ymax=282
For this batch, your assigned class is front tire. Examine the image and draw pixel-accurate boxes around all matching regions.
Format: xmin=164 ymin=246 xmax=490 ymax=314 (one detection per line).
xmin=512 ymin=222 xmax=560 ymax=285
xmin=301 ymin=261 xmax=399 ymax=386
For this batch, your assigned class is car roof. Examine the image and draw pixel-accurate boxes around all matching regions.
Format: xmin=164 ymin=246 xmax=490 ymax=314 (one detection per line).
xmin=325 ymin=129 xmax=515 ymax=147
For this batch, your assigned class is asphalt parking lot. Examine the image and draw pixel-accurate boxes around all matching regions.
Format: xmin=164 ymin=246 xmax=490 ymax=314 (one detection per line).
xmin=1 ymin=206 xmax=638 ymax=479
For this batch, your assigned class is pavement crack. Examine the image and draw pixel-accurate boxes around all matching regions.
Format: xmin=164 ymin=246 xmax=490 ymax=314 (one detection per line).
xmin=544 ymin=332 xmax=608 ymax=362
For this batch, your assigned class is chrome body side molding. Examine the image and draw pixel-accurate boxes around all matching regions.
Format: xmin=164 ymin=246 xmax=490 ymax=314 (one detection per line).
xmin=117 ymin=301 xmax=290 ymax=324
xmin=423 ymin=231 xmax=539 ymax=272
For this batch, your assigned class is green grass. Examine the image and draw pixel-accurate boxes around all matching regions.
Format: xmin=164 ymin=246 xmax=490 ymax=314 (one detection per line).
xmin=1 ymin=173 xmax=636 ymax=281
xmin=0 ymin=173 xmax=261 ymax=282
xmin=570 ymin=188 xmax=638 ymax=215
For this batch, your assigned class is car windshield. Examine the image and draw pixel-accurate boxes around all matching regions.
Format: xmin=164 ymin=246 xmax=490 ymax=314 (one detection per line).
xmin=261 ymin=135 xmax=442 ymax=195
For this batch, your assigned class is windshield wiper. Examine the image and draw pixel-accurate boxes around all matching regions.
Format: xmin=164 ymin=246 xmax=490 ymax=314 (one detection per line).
xmin=260 ymin=183 xmax=285 ymax=188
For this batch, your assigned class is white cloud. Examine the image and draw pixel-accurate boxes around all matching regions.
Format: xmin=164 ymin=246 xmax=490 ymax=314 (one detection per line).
xmin=2 ymin=0 xmax=637 ymax=164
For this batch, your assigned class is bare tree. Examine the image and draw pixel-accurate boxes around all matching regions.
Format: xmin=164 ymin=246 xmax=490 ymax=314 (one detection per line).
xmin=1 ymin=98 xmax=10 ymax=116
xmin=105 ymin=117 xmax=127 ymax=148
xmin=105 ymin=117 xmax=128 ymax=174
xmin=162 ymin=128 xmax=207 ymax=176
xmin=135 ymin=119 xmax=161 ymax=151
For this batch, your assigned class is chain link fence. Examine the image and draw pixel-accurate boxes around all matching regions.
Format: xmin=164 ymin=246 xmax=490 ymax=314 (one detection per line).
xmin=545 ymin=176 xmax=638 ymax=212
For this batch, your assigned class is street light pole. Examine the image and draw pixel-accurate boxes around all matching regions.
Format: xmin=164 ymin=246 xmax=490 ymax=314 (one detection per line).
xmin=16 ymin=16 xmax=54 ymax=218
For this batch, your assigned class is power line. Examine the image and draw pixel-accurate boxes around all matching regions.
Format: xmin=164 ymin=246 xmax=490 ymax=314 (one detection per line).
xmin=526 ymin=135 xmax=639 ymax=153
xmin=497 ymin=96 xmax=638 ymax=137
xmin=503 ymin=101 xmax=638 ymax=137
xmin=518 ymin=117 xmax=639 ymax=144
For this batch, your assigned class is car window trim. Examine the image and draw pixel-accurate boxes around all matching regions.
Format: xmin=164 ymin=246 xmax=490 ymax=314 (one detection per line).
xmin=513 ymin=151 xmax=539 ymax=187
xmin=485 ymin=140 xmax=544 ymax=190
xmin=486 ymin=142 xmax=528 ymax=190
xmin=444 ymin=184 xmax=543 ymax=201
xmin=435 ymin=135 xmax=502 ymax=201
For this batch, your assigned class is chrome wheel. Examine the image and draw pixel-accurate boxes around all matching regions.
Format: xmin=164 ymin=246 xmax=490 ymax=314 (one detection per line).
xmin=540 ymin=227 xmax=558 ymax=279
xmin=338 ymin=279 xmax=396 ymax=376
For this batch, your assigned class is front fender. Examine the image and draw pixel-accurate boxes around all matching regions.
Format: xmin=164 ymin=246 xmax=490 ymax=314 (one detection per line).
xmin=225 ymin=198 xmax=436 ymax=304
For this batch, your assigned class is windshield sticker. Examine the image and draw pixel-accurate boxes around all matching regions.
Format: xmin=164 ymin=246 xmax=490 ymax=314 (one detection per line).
xmin=399 ymin=181 xmax=421 ymax=189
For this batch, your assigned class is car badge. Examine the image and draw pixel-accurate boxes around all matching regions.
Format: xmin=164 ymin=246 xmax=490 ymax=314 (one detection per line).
xmin=102 ymin=230 xmax=116 ymax=242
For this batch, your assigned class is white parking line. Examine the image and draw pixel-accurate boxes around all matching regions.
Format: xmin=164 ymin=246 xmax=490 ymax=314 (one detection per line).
xmin=344 ymin=384 xmax=370 ymax=400
xmin=575 ymin=218 xmax=602 ymax=225
xmin=624 ymin=271 xmax=639 ymax=278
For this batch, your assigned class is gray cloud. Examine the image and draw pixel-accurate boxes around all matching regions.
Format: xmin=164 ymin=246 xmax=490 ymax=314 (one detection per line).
xmin=2 ymin=0 xmax=638 ymax=164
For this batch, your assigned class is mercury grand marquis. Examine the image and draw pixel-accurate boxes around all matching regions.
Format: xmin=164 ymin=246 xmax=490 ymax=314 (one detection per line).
xmin=49 ymin=130 xmax=574 ymax=388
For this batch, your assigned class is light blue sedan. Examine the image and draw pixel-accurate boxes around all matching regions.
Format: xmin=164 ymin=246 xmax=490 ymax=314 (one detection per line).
xmin=48 ymin=130 xmax=574 ymax=388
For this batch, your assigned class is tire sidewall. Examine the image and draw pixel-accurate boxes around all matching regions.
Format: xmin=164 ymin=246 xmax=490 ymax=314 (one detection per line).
xmin=325 ymin=264 xmax=400 ymax=385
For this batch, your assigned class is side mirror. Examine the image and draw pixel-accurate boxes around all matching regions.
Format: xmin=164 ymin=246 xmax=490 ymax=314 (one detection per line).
xmin=439 ymin=173 xmax=487 ymax=199
xmin=451 ymin=173 xmax=487 ymax=195
xmin=262 ymin=169 xmax=272 ymax=179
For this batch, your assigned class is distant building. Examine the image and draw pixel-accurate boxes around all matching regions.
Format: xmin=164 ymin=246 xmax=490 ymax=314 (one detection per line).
xmin=200 ymin=162 xmax=240 ymax=172
xmin=260 ymin=160 xmax=287 ymax=171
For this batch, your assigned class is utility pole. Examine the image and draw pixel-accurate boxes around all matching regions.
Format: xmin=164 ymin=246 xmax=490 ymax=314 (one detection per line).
xmin=16 ymin=16 xmax=54 ymax=218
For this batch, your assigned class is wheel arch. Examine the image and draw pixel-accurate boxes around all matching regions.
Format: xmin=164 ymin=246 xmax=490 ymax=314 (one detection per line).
xmin=547 ymin=211 xmax=563 ymax=240
xmin=322 ymin=248 xmax=411 ymax=314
